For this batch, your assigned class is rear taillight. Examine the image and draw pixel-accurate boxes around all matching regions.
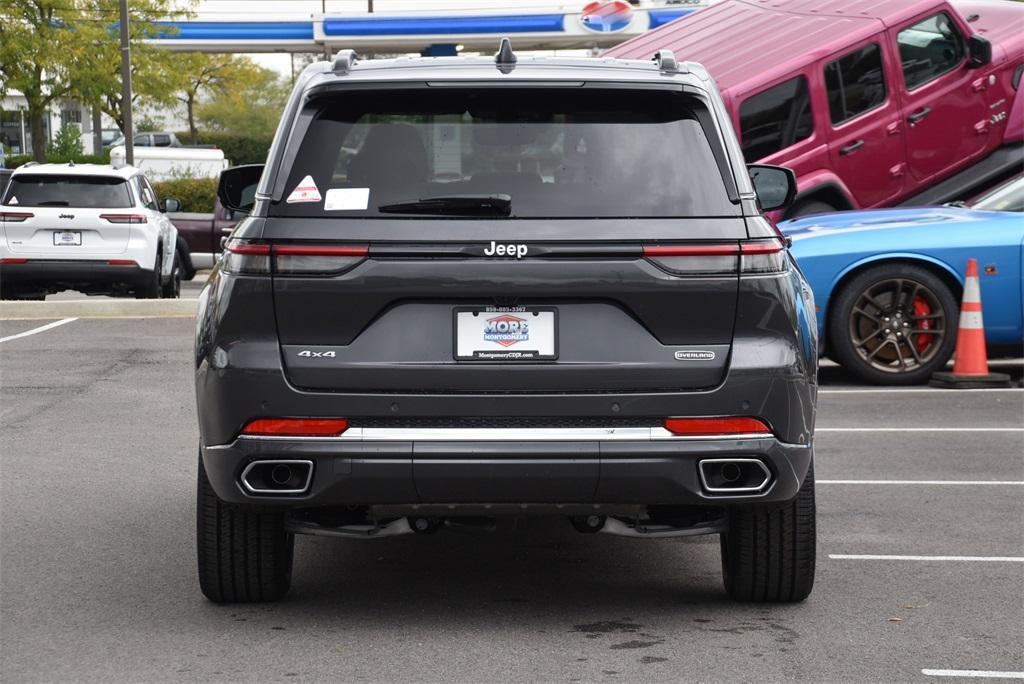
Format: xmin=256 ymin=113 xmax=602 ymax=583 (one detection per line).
xmin=0 ymin=212 xmax=34 ymax=222
xmin=643 ymin=243 xmax=739 ymax=275
xmin=274 ymin=244 xmax=368 ymax=275
xmin=99 ymin=214 xmax=147 ymax=224
xmin=0 ymin=257 xmax=29 ymax=264
xmin=222 ymin=240 xmax=367 ymax=276
xmin=240 ymin=417 xmax=349 ymax=437
xmin=107 ymin=259 xmax=138 ymax=266
xmin=222 ymin=240 xmax=272 ymax=274
xmin=643 ymin=239 xmax=786 ymax=275
xmin=663 ymin=417 xmax=773 ymax=437
xmin=740 ymin=239 xmax=786 ymax=273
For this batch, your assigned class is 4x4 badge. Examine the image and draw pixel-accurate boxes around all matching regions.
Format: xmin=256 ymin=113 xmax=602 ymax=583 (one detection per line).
xmin=675 ymin=350 xmax=715 ymax=361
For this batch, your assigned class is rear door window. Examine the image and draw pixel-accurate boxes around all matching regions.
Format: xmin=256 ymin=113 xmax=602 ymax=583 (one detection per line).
xmin=738 ymin=76 xmax=814 ymax=162
xmin=2 ymin=174 xmax=133 ymax=208
xmin=271 ymin=88 xmax=739 ymax=219
xmin=153 ymin=134 xmax=171 ymax=146
xmin=897 ymin=13 xmax=965 ymax=90
xmin=824 ymin=44 xmax=887 ymax=125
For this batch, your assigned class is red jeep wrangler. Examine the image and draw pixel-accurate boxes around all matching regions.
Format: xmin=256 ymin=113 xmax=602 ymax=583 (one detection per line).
xmin=607 ymin=0 xmax=1024 ymax=217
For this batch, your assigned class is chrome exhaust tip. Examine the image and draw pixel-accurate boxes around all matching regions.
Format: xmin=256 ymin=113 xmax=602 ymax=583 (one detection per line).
xmin=240 ymin=460 xmax=314 ymax=495
xmin=698 ymin=458 xmax=771 ymax=494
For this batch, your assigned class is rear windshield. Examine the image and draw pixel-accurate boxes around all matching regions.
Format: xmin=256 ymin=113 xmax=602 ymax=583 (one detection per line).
xmin=271 ymin=88 xmax=739 ymax=218
xmin=2 ymin=175 xmax=133 ymax=208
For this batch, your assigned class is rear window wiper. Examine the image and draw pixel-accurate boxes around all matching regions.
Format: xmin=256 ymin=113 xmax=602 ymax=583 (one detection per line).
xmin=377 ymin=194 xmax=511 ymax=216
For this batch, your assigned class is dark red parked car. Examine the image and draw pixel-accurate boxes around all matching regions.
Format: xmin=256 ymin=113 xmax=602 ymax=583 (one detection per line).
xmin=607 ymin=0 xmax=1024 ymax=217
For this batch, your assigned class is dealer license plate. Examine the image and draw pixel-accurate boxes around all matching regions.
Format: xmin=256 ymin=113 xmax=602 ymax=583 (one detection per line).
xmin=53 ymin=231 xmax=82 ymax=246
xmin=454 ymin=307 xmax=558 ymax=361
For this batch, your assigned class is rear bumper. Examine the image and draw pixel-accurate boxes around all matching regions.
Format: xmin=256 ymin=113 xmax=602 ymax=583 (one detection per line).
xmin=0 ymin=259 xmax=151 ymax=290
xmin=201 ymin=432 xmax=813 ymax=508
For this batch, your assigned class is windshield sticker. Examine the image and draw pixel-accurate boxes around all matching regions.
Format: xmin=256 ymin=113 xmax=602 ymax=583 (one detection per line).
xmin=324 ymin=188 xmax=370 ymax=211
xmin=286 ymin=175 xmax=322 ymax=204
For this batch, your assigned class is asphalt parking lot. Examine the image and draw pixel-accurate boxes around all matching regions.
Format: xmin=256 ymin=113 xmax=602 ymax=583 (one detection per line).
xmin=1 ymin=313 xmax=1022 ymax=683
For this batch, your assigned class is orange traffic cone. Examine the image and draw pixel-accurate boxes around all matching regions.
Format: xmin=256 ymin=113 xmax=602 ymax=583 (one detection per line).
xmin=930 ymin=258 xmax=1011 ymax=388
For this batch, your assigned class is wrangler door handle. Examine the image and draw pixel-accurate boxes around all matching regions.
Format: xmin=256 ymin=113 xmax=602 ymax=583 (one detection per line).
xmin=907 ymin=107 xmax=931 ymax=125
xmin=839 ymin=140 xmax=865 ymax=155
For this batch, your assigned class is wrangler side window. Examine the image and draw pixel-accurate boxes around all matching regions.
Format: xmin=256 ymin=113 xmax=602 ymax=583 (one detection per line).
xmin=897 ymin=13 xmax=965 ymax=90
xmin=738 ymin=76 xmax=813 ymax=163
xmin=824 ymin=44 xmax=886 ymax=125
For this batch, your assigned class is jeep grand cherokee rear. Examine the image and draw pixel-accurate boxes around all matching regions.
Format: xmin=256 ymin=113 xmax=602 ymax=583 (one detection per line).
xmin=194 ymin=46 xmax=818 ymax=604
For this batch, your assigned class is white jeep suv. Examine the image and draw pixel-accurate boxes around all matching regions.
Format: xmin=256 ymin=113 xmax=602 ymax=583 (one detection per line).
xmin=0 ymin=163 xmax=181 ymax=299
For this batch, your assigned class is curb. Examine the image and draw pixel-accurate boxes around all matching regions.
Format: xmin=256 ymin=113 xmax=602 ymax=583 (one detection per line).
xmin=0 ymin=298 xmax=199 ymax=320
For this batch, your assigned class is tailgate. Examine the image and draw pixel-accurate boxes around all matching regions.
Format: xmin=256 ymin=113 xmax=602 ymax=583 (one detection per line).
xmin=269 ymin=219 xmax=744 ymax=394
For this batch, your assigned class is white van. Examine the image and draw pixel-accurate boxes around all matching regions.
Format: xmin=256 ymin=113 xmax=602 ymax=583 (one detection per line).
xmin=110 ymin=146 xmax=228 ymax=181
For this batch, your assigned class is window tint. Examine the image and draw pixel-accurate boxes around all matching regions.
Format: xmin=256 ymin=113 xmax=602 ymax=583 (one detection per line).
xmin=153 ymin=134 xmax=171 ymax=146
xmin=739 ymin=77 xmax=813 ymax=162
xmin=825 ymin=44 xmax=887 ymax=125
xmin=898 ymin=13 xmax=965 ymax=90
xmin=2 ymin=175 xmax=133 ymax=208
xmin=138 ymin=176 xmax=158 ymax=210
xmin=271 ymin=89 xmax=739 ymax=219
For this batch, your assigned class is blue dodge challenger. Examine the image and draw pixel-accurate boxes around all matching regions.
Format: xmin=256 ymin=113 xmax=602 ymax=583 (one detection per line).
xmin=780 ymin=189 xmax=1023 ymax=385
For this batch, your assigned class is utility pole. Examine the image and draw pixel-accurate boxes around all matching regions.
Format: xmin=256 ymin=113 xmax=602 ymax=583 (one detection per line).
xmin=119 ymin=0 xmax=134 ymax=166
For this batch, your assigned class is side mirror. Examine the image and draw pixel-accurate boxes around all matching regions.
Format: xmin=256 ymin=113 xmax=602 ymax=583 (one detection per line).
xmin=748 ymin=164 xmax=797 ymax=212
xmin=162 ymin=197 xmax=181 ymax=213
xmin=217 ymin=164 xmax=264 ymax=215
xmin=967 ymin=35 xmax=991 ymax=68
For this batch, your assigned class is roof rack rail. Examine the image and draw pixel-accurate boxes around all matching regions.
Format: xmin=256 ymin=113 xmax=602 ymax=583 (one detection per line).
xmin=495 ymin=37 xmax=517 ymax=72
xmin=333 ymin=49 xmax=358 ymax=75
xmin=653 ymin=49 xmax=686 ymax=74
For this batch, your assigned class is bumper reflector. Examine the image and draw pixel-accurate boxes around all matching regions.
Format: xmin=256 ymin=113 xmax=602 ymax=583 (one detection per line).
xmin=240 ymin=417 xmax=349 ymax=437
xmin=663 ymin=417 xmax=772 ymax=437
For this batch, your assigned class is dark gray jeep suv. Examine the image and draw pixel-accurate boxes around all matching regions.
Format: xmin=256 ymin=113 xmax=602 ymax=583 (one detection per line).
xmin=195 ymin=43 xmax=818 ymax=604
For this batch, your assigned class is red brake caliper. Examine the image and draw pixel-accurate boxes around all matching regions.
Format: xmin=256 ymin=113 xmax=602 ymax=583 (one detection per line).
xmin=913 ymin=296 xmax=932 ymax=353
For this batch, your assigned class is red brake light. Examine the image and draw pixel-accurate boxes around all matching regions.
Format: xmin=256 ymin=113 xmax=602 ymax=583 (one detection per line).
xmin=222 ymin=240 xmax=369 ymax=276
xmin=222 ymin=240 xmax=272 ymax=274
xmin=240 ymin=418 xmax=349 ymax=437
xmin=225 ymin=241 xmax=271 ymax=255
xmin=740 ymin=239 xmax=786 ymax=273
xmin=100 ymin=214 xmax=147 ymax=224
xmin=643 ymin=244 xmax=739 ymax=257
xmin=643 ymin=243 xmax=739 ymax=275
xmin=274 ymin=245 xmax=368 ymax=257
xmin=663 ymin=417 xmax=772 ymax=437
xmin=0 ymin=212 xmax=34 ymax=222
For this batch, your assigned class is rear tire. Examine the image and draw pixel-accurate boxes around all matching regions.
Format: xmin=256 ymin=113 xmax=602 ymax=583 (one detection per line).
xmin=720 ymin=461 xmax=816 ymax=603
xmin=135 ymin=248 xmax=162 ymax=299
xmin=197 ymin=455 xmax=293 ymax=603
xmin=160 ymin=253 xmax=181 ymax=299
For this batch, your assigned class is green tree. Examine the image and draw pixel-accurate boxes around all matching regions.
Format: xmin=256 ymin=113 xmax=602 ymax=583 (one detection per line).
xmin=195 ymin=63 xmax=289 ymax=141
xmin=47 ymin=122 xmax=84 ymax=157
xmin=69 ymin=0 xmax=192 ymax=135
xmin=0 ymin=1 xmax=86 ymax=160
xmin=174 ymin=53 xmax=266 ymax=144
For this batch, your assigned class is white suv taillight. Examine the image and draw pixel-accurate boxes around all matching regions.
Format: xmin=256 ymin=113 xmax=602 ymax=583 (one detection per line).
xmin=222 ymin=240 xmax=368 ymax=276
xmin=0 ymin=212 xmax=34 ymax=222
xmin=99 ymin=214 xmax=147 ymax=224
